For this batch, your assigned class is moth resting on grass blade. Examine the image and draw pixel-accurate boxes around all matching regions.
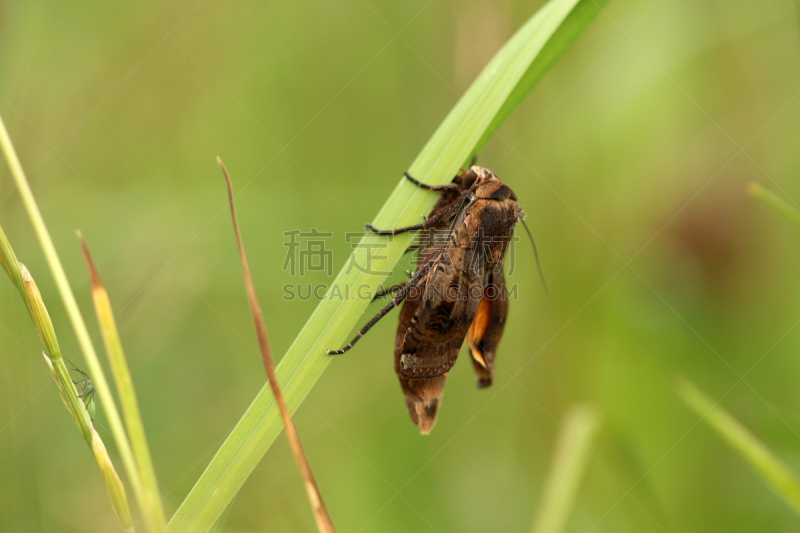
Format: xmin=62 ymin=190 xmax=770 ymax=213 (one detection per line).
xmin=329 ymin=166 xmax=542 ymax=434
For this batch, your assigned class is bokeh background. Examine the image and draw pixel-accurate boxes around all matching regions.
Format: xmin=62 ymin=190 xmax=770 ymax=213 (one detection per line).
xmin=2 ymin=0 xmax=800 ymax=531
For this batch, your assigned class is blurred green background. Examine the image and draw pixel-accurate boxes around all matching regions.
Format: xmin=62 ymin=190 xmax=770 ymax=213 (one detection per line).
xmin=2 ymin=0 xmax=800 ymax=531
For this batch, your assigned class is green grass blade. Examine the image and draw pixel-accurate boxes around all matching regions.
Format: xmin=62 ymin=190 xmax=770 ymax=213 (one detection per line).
xmin=675 ymin=377 xmax=800 ymax=515
xmin=208 ymin=501 xmax=234 ymax=533
xmin=472 ymin=0 xmax=610 ymax=157
xmin=747 ymin=182 xmax=800 ymax=228
xmin=532 ymin=404 xmax=600 ymax=533
xmin=0 ymin=114 xmax=148 ymax=527
xmin=169 ymin=1 xmax=595 ymax=529
xmin=79 ymin=236 xmax=167 ymax=533
xmin=0 ymin=227 xmax=134 ymax=531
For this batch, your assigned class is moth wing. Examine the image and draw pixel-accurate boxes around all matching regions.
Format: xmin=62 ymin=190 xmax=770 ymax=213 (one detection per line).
xmin=398 ymin=216 xmax=485 ymax=380
xmin=394 ymin=292 xmax=447 ymax=434
xmin=466 ymin=268 xmax=508 ymax=388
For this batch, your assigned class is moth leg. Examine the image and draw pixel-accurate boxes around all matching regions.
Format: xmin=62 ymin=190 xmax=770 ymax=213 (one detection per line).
xmin=365 ymin=222 xmax=425 ymax=235
xmin=372 ymin=281 xmax=409 ymax=301
xmin=328 ymin=249 xmax=440 ymax=355
xmin=403 ymin=171 xmax=459 ymax=191
xmin=368 ymin=196 xmax=461 ymax=235
xmin=327 ymin=295 xmax=406 ymax=355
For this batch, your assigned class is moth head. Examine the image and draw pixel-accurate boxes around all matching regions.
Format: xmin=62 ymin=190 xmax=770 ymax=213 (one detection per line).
xmin=468 ymin=165 xmax=496 ymax=183
xmin=467 ymin=166 xmax=519 ymax=203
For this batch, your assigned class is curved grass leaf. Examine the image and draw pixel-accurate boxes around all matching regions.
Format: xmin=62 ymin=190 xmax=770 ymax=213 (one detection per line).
xmin=675 ymin=377 xmax=800 ymax=515
xmin=472 ymin=0 xmax=610 ymax=157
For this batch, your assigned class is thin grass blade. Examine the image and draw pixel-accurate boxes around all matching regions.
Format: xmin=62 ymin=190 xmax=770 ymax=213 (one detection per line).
xmin=79 ymin=235 xmax=167 ymax=533
xmin=747 ymin=182 xmax=800 ymax=228
xmin=532 ymin=404 xmax=600 ymax=533
xmin=0 ymin=225 xmax=133 ymax=530
xmin=218 ymin=158 xmax=336 ymax=533
xmin=0 ymin=113 xmax=150 ymax=524
xmin=675 ymin=376 xmax=800 ymax=515
xmin=169 ymin=1 xmax=599 ymax=529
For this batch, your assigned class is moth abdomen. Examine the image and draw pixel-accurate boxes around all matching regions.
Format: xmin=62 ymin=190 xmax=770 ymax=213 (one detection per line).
xmin=399 ymin=351 xmax=451 ymax=379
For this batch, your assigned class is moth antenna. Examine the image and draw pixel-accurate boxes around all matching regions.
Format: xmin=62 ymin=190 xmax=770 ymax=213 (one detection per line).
xmin=520 ymin=219 xmax=551 ymax=308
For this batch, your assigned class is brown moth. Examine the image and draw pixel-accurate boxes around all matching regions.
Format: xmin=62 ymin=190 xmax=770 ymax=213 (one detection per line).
xmin=328 ymin=166 xmax=528 ymax=434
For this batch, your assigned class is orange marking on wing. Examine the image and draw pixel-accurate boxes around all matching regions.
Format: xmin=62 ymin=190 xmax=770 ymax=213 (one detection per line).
xmin=467 ymin=296 xmax=493 ymax=368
